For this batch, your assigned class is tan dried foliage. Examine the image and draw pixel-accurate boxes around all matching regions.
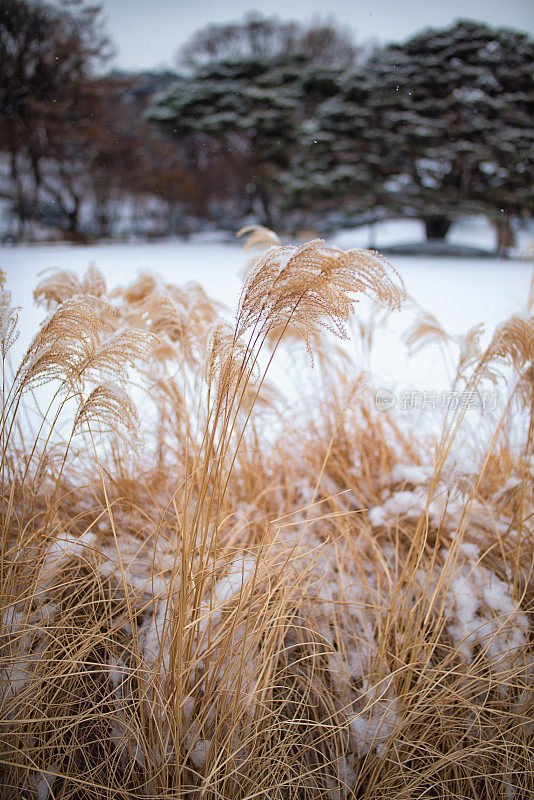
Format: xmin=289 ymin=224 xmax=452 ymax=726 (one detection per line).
xmin=116 ymin=275 xmax=221 ymax=367
xmin=204 ymin=320 xmax=252 ymax=408
xmin=485 ymin=314 xmax=534 ymax=404
xmin=404 ymin=310 xmax=450 ymax=355
xmin=455 ymin=322 xmax=485 ymax=384
xmin=34 ymin=263 xmax=107 ymax=310
xmin=236 ymin=240 xmax=405 ymax=354
xmin=75 ymin=381 xmax=140 ymax=445
xmin=17 ymin=297 xmax=153 ymax=394
xmin=17 ymin=296 xmax=106 ymax=392
xmin=236 ymin=224 xmax=281 ymax=250
xmin=2 ymin=238 xmax=533 ymax=800
xmin=488 ymin=315 xmax=534 ymax=372
xmin=0 ymin=270 xmax=19 ymax=357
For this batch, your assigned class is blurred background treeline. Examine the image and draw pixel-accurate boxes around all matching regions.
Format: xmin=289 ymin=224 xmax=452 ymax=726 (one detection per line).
xmin=0 ymin=0 xmax=533 ymax=250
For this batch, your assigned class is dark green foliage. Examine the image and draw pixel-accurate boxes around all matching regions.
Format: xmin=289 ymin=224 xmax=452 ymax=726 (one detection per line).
xmin=148 ymin=56 xmax=334 ymax=226
xmin=148 ymin=19 xmax=534 ymax=238
xmin=368 ymin=21 xmax=534 ymax=237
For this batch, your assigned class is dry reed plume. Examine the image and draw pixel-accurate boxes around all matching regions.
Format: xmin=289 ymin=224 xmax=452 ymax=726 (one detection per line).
xmin=0 ymin=240 xmax=532 ymax=799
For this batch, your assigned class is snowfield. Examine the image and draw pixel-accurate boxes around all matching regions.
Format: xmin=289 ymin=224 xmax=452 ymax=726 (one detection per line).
xmin=4 ymin=223 xmax=533 ymax=394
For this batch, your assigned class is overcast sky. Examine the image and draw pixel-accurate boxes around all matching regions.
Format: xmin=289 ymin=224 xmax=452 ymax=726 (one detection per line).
xmin=99 ymin=0 xmax=534 ymax=72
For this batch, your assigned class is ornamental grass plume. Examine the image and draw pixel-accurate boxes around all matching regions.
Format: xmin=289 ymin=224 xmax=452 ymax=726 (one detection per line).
xmin=75 ymin=382 xmax=141 ymax=445
xmin=236 ymin=224 xmax=281 ymax=250
xmin=486 ymin=314 xmax=534 ymax=381
xmin=34 ymin=263 xmax=107 ymax=310
xmin=0 ymin=273 xmax=19 ymax=358
xmin=13 ymin=298 xmax=154 ymax=406
xmin=235 ymin=239 xmax=405 ymax=354
xmin=403 ymin=309 xmax=451 ymax=356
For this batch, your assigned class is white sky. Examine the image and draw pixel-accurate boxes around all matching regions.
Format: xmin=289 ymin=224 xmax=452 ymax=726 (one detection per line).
xmin=99 ymin=0 xmax=534 ymax=72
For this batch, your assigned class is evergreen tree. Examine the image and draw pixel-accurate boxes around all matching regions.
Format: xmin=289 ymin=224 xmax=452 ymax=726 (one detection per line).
xmin=280 ymin=65 xmax=388 ymax=229
xmin=369 ymin=21 xmax=534 ymax=245
xmin=149 ymin=57 xmax=308 ymax=226
xmin=148 ymin=15 xmax=360 ymax=228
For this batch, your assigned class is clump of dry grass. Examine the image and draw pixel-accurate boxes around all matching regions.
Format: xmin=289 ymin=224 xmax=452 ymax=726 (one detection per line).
xmin=0 ymin=244 xmax=532 ymax=799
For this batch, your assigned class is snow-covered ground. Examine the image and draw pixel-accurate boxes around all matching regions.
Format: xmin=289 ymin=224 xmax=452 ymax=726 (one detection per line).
xmin=3 ymin=219 xmax=533 ymax=405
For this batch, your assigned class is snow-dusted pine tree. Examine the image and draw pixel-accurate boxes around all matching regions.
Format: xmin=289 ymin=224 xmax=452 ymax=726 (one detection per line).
xmin=279 ymin=64 xmax=388 ymax=230
xmin=148 ymin=57 xmax=303 ymax=226
xmin=367 ymin=20 xmax=534 ymax=246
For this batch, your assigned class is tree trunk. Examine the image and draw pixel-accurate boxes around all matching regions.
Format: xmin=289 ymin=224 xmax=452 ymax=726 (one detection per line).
xmin=257 ymin=186 xmax=275 ymax=230
xmin=423 ymin=215 xmax=452 ymax=241
xmin=494 ymin=214 xmax=515 ymax=256
xmin=66 ymin=199 xmax=80 ymax=234
xmin=10 ymin=151 xmax=27 ymax=239
xmin=30 ymin=151 xmax=43 ymax=230
xmin=96 ymin=202 xmax=110 ymax=238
